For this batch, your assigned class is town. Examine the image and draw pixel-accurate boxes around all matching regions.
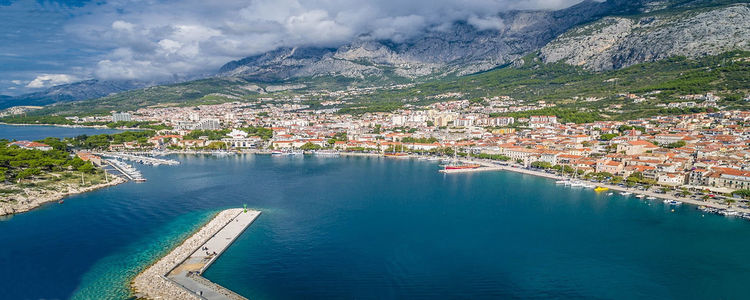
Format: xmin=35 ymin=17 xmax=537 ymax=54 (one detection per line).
xmin=12 ymin=93 xmax=741 ymax=198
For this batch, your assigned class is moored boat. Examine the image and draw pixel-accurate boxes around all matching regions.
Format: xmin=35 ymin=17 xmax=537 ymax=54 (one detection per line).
xmin=445 ymin=164 xmax=481 ymax=170
xmin=594 ymin=186 xmax=609 ymax=192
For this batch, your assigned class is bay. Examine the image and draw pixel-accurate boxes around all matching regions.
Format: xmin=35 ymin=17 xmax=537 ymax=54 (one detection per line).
xmin=0 ymin=124 xmax=123 ymax=141
xmin=0 ymin=151 xmax=749 ymax=299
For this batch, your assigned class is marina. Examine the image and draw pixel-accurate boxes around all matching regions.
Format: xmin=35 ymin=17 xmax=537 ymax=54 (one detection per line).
xmin=105 ymin=159 xmax=146 ymax=182
xmin=99 ymin=152 xmax=180 ymax=166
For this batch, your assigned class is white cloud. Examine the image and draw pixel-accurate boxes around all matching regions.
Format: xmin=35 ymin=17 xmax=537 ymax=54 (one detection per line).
xmin=58 ymin=0 xmax=588 ymax=81
xmin=25 ymin=74 xmax=77 ymax=88
xmin=467 ymin=15 xmax=506 ymax=31
xmin=11 ymin=80 xmax=23 ymax=85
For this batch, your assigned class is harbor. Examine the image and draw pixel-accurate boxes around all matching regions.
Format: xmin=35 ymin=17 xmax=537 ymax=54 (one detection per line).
xmin=99 ymin=152 xmax=180 ymax=166
xmin=132 ymin=208 xmax=260 ymax=300
xmin=105 ymin=159 xmax=146 ymax=182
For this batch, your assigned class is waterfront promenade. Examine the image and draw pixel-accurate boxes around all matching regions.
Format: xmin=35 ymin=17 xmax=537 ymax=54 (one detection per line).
xmin=467 ymin=160 xmax=750 ymax=214
xmin=132 ymin=208 xmax=260 ymax=300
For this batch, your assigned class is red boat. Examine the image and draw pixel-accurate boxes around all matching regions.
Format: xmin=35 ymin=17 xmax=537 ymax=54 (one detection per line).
xmin=445 ymin=164 xmax=481 ymax=170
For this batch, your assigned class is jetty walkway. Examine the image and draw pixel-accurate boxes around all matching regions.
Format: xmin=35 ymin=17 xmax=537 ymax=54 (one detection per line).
xmin=133 ymin=208 xmax=260 ymax=300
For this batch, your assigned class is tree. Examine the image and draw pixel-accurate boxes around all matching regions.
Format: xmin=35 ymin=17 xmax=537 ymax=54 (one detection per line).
xmin=77 ymin=162 xmax=95 ymax=174
xmin=300 ymin=142 xmax=322 ymax=151
xmin=206 ymin=142 xmax=227 ymax=150
xmin=732 ymin=189 xmax=750 ymax=199
xmin=530 ymin=161 xmax=553 ymax=169
xmin=16 ymin=168 xmax=41 ymax=179
xmin=664 ymin=140 xmax=686 ymax=149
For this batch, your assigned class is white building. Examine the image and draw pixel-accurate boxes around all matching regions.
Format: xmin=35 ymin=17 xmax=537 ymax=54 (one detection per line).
xmin=112 ymin=112 xmax=132 ymax=122
xmin=197 ymin=119 xmax=220 ymax=130
xmin=222 ymin=129 xmax=260 ymax=148
xmin=529 ymin=115 xmax=557 ymax=128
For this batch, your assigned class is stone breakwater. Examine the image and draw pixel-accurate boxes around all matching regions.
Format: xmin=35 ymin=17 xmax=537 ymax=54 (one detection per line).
xmin=0 ymin=175 xmax=126 ymax=216
xmin=132 ymin=209 xmax=252 ymax=299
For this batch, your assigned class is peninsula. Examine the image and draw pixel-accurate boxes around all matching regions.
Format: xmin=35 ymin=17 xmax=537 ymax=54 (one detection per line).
xmin=0 ymin=140 xmax=125 ymax=216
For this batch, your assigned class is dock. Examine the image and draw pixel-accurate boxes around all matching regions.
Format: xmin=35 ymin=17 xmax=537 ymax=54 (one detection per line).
xmin=439 ymin=166 xmax=503 ymax=173
xmin=99 ymin=152 xmax=180 ymax=166
xmin=132 ymin=209 xmax=260 ymax=300
xmin=105 ymin=159 xmax=145 ymax=181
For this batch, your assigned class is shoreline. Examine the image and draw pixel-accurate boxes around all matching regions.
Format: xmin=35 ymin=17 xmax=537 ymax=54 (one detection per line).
xmin=132 ymin=208 xmax=260 ymax=300
xmin=104 ymin=149 xmax=743 ymax=215
xmin=0 ymin=122 xmax=144 ymax=131
xmin=0 ymin=174 xmax=126 ymax=217
xmin=455 ymin=158 xmax=750 ymax=214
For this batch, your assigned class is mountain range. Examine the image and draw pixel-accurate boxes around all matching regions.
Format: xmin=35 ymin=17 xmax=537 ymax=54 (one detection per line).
xmin=2 ymin=0 xmax=749 ymax=111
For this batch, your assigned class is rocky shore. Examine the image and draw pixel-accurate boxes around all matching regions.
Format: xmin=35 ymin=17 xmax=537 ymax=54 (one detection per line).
xmin=0 ymin=175 xmax=126 ymax=216
xmin=132 ymin=208 xmax=244 ymax=300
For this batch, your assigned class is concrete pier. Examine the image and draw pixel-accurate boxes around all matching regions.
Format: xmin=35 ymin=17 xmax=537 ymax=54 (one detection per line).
xmin=439 ymin=166 xmax=503 ymax=174
xmin=132 ymin=208 xmax=260 ymax=300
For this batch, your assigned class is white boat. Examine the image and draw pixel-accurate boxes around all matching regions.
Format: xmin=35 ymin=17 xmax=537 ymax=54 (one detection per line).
xmin=666 ymin=200 xmax=683 ymax=206
xmin=555 ymin=180 xmax=568 ymax=184
xmin=570 ymin=181 xmax=584 ymax=187
xmin=619 ymin=192 xmax=632 ymax=195
xmin=635 ymin=194 xmax=646 ymax=198
xmin=313 ymin=151 xmax=340 ymax=157
xmin=646 ymin=196 xmax=657 ymax=200
xmin=607 ymin=192 xmax=614 ymax=196
xmin=212 ymin=150 xmax=232 ymax=156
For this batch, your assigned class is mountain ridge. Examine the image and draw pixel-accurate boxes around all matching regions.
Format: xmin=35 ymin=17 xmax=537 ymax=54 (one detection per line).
xmin=3 ymin=0 xmax=749 ymax=111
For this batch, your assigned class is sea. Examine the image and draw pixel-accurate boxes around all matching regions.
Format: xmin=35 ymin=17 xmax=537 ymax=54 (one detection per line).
xmin=0 ymin=124 xmax=123 ymax=141
xmin=1 ymin=126 xmax=750 ymax=299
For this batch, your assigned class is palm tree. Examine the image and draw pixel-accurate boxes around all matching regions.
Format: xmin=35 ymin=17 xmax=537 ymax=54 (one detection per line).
xmin=725 ymin=199 xmax=736 ymax=208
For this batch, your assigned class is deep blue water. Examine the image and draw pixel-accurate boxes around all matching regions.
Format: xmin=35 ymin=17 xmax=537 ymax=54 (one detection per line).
xmin=2 ymin=153 xmax=750 ymax=299
xmin=0 ymin=124 xmax=123 ymax=141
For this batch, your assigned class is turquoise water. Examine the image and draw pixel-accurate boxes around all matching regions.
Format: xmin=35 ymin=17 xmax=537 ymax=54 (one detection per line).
xmin=1 ymin=154 xmax=750 ymax=299
xmin=0 ymin=124 xmax=123 ymax=140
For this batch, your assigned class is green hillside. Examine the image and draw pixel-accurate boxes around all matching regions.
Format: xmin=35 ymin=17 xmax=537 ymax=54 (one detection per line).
xmin=4 ymin=50 xmax=749 ymax=123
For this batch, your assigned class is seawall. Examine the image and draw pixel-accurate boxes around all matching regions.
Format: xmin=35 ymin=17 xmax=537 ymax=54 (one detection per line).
xmin=132 ymin=208 xmax=260 ymax=300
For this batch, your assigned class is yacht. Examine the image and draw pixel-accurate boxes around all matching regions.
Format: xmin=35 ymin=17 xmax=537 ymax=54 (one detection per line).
xmin=620 ymin=192 xmax=632 ymax=196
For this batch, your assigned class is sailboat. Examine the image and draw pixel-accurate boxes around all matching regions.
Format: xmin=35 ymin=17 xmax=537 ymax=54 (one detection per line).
xmin=444 ymin=146 xmax=480 ymax=170
xmin=384 ymin=142 xmax=408 ymax=157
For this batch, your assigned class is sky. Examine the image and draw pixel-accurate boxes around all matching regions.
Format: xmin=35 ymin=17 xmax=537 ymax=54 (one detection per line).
xmin=0 ymin=0 xmax=588 ymax=95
